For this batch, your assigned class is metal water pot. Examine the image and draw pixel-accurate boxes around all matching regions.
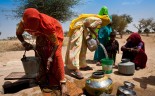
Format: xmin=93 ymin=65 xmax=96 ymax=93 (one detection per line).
xmin=118 ymin=59 xmax=135 ymax=75
xmin=116 ymin=81 xmax=137 ymax=96
xmin=85 ymin=71 xmax=113 ymax=96
xmin=86 ymin=36 xmax=98 ymax=52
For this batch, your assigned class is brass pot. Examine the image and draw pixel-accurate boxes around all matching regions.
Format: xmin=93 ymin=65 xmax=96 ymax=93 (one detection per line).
xmin=85 ymin=71 xmax=113 ymax=96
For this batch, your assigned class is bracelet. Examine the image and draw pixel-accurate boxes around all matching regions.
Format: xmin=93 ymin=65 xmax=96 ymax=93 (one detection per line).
xmin=60 ymin=79 xmax=66 ymax=85
xmin=48 ymin=57 xmax=53 ymax=62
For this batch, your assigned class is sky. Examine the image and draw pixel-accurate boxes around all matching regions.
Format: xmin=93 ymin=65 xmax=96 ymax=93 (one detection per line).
xmin=0 ymin=0 xmax=155 ymax=39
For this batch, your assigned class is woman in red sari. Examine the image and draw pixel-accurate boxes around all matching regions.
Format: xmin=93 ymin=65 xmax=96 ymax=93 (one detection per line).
xmin=121 ymin=33 xmax=147 ymax=70
xmin=16 ymin=8 xmax=67 ymax=95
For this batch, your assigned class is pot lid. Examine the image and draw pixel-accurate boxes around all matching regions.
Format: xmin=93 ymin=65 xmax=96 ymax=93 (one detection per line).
xmin=118 ymin=61 xmax=135 ymax=66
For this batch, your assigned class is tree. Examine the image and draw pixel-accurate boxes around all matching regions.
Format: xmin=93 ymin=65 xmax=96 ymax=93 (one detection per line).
xmin=12 ymin=0 xmax=81 ymax=22
xmin=126 ymin=29 xmax=132 ymax=34
xmin=122 ymin=14 xmax=133 ymax=23
xmin=144 ymin=28 xmax=150 ymax=36
xmin=134 ymin=18 xmax=154 ymax=35
xmin=111 ymin=14 xmax=133 ymax=38
xmin=150 ymin=21 xmax=155 ymax=32
xmin=133 ymin=23 xmax=143 ymax=33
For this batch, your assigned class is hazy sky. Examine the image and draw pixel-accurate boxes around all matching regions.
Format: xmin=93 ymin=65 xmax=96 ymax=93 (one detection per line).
xmin=0 ymin=0 xmax=155 ymax=39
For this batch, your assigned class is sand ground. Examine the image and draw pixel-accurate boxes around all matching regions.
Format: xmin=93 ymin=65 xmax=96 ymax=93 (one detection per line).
xmin=0 ymin=34 xmax=155 ymax=96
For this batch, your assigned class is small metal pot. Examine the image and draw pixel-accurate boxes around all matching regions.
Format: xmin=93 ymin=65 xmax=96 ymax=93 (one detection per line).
xmin=124 ymin=81 xmax=135 ymax=90
xmin=116 ymin=81 xmax=137 ymax=96
xmin=86 ymin=36 xmax=98 ymax=52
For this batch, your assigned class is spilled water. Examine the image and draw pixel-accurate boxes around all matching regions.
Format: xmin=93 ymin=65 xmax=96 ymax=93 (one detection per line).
xmin=99 ymin=43 xmax=108 ymax=58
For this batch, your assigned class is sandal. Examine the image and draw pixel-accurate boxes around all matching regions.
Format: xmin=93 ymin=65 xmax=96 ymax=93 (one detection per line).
xmin=96 ymin=62 xmax=101 ymax=66
xmin=80 ymin=66 xmax=93 ymax=71
xmin=71 ymin=71 xmax=84 ymax=79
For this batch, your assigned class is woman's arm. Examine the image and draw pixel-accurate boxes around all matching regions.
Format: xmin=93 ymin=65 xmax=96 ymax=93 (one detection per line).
xmin=84 ymin=17 xmax=102 ymax=38
xmin=121 ymin=45 xmax=131 ymax=51
xmin=121 ymin=45 xmax=140 ymax=52
xmin=16 ymin=21 xmax=25 ymax=43
xmin=46 ymin=32 xmax=59 ymax=59
xmin=46 ymin=32 xmax=59 ymax=70
xmin=130 ymin=42 xmax=143 ymax=52
xmin=16 ymin=21 xmax=33 ymax=50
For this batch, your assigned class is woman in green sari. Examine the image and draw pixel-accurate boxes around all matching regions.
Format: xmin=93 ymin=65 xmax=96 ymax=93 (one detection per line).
xmin=94 ymin=6 xmax=113 ymax=65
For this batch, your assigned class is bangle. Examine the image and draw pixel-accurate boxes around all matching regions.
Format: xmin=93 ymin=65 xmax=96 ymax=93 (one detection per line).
xmin=48 ymin=57 xmax=53 ymax=62
xmin=60 ymin=79 xmax=66 ymax=85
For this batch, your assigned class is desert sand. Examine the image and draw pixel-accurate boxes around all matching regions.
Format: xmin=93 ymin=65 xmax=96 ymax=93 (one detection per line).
xmin=0 ymin=34 xmax=155 ymax=96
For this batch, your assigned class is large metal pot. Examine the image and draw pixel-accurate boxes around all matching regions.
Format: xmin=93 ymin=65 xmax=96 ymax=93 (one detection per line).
xmin=118 ymin=59 xmax=135 ymax=75
xmin=116 ymin=81 xmax=137 ymax=96
xmin=85 ymin=71 xmax=113 ymax=96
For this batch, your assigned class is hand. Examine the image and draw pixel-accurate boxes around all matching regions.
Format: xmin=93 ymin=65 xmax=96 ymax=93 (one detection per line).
xmin=46 ymin=61 xmax=50 ymax=72
xmin=130 ymin=48 xmax=139 ymax=52
xmin=22 ymin=41 xmax=33 ymax=51
xmin=129 ymin=48 xmax=134 ymax=52
xmin=61 ymin=84 xmax=68 ymax=96
xmin=47 ymin=57 xmax=53 ymax=72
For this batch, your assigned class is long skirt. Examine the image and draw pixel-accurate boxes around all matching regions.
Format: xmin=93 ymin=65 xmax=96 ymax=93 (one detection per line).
xmin=36 ymin=35 xmax=64 ymax=87
xmin=65 ymin=27 xmax=88 ymax=70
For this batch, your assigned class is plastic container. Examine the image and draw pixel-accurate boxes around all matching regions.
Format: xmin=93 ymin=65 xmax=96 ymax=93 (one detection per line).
xmin=101 ymin=58 xmax=114 ymax=74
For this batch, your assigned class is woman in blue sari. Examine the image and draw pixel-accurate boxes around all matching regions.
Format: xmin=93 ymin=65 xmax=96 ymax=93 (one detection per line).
xmin=94 ymin=6 xmax=112 ymax=65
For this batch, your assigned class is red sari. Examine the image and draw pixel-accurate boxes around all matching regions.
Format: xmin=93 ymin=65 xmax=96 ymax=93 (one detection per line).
xmin=17 ymin=8 xmax=64 ymax=87
xmin=121 ymin=33 xmax=147 ymax=69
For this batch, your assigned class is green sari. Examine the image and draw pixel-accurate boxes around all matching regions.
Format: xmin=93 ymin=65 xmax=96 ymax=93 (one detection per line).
xmin=94 ymin=6 xmax=112 ymax=61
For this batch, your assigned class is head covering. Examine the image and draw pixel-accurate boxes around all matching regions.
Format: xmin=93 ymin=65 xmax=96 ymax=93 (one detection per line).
xmin=128 ymin=33 xmax=142 ymax=46
xmin=23 ymin=8 xmax=40 ymax=21
xmin=68 ymin=14 xmax=110 ymax=37
xmin=98 ymin=6 xmax=112 ymax=24
xmin=22 ymin=8 xmax=63 ymax=40
xmin=23 ymin=8 xmax=40 ymax=31
xmin=98 ymin=6 xmax=108 ymax=15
